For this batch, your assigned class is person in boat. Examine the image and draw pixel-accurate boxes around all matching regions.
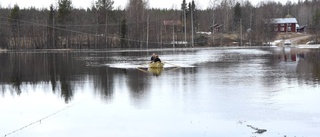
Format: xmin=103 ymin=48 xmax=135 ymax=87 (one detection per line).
xmin=153 ymin=55 xmax=161 ymax=63
xmin=150 ymin=53 xmax=156 ymax=62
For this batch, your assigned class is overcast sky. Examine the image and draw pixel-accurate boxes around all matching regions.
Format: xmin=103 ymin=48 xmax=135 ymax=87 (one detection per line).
xmin=0 ymin=0 xmax=298 ymax=9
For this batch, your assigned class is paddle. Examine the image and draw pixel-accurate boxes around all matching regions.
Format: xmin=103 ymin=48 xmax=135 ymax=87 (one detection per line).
xmin=137 ymin=62 xmax=150 ymax=69
xmin=136 ymin=67 xmax=149 ymax=73
xmin=163 ymin=62 xmax=181 ymax=68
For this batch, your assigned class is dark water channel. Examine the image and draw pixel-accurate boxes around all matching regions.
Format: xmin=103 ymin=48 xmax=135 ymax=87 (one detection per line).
xmin=1 ymin=47 xmax=320 ymax=137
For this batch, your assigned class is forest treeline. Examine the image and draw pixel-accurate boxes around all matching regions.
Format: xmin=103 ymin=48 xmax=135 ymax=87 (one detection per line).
xmin=0 ymin=0 xmax=320 ymax=49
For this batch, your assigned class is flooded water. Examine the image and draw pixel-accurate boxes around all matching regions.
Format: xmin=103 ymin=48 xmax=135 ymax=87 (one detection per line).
xmin=1 ymin=47 xmax=320 ymax=137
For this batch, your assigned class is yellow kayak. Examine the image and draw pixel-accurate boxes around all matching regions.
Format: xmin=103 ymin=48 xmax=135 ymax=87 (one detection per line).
xmin=149 ymin=62 xmax=164 ymax=68
xmin=148 ymin=67 xmax=163 ymax=75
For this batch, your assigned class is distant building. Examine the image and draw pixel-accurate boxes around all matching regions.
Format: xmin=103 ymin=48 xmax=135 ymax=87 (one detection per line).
xmin=163 ymin=20 xmax=182 ymax=26
xmin=297 ymin=25 xmax=307 ymax=33
xmin=162 ymin=20 xmax=182 ymax=32
xmin=162 ymin=20 xmax=182 ymax=44
xmin=211 ymin=24 xmax=223 ymax=33
xmin=270 ymin=18 xmax=298 ymax=33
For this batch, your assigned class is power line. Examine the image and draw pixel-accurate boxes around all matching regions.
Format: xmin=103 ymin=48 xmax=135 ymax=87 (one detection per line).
xmin=0 ymin=16 xmax=206 ymax=46
xmin=0 ymin=16 xmax=152 ymax=44
xmin=3 ymin=103 xmax=79 ymax=137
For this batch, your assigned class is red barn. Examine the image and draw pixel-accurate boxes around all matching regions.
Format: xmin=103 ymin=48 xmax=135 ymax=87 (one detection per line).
xmin=271 ymin=18 xmax=298 ymax=32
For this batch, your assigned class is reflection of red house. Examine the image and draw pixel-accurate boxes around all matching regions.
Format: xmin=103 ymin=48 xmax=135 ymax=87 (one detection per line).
xmin=162 ymin=20 xmax=182 ymax=34
xmin=278 ymin=54 xmax=297 ymax=62
xmin=271 ymin=18 xmax=298 ymax=32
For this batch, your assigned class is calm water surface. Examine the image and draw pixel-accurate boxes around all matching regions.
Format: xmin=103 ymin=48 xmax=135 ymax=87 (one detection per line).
xmin=1 ymin=47 xmax=320 ymax=137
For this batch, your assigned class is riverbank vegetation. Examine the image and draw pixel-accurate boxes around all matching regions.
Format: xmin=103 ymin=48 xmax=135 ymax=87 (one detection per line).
xmin=0 ymin=0 xmax=320 ymax=49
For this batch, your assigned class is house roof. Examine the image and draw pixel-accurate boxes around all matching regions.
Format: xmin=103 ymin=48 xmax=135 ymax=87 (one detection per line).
xmin=271 ymin=18 xmax=298 ymax=24
xmin=297 ymin=25 xmax=306 ymax=29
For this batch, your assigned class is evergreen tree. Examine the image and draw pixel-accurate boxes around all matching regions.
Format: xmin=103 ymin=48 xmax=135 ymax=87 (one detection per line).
xmin=181 ymin=0 xmax=187 ymax=11
xmin=57 ymin=0 xmax=72 ymax=48
xmin=9 ymin=4 xmax=20 ymax=22
xmin=233 ymin=2 xmax=241 ymax=25
xmin=181 ymin=0 xmax=187 ymax=46
xmin=187 ymin=1 xmax=196 ymax=26
xmin=57 ymin=0 xmax=72 ymax=24
xmin=181 ymin=0 xmax=187 ymax=22
xmin=191 ymin=0 xmax=196 ymax=30
xmin=95 ymin=0 xmax=114 ymax=47
xmin=47 ymin=4 xmax=56 ymax=48
xmin=95 ymin=0 xmax=114 ymax=24
xmin=8 ymin=4 xmax=20 ymax=48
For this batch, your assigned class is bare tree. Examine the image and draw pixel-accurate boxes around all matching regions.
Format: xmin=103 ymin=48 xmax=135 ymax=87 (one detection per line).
xmin=312 ymin=8 xmax=320 ymax=43
xmin=95 ymin=0 xmax=114 ymax=48
xmin=181 ymin=0 xmax=187 ymax=47
xmin=47 ymin=4 xmax=56 ymax=49
xmin=126 ymin=0 xmax=148 ymax=48
xmin=57 ymin=0 xmax=72 ymax=48
xmin=254 ymin=1 xmax=281 ymax=44
xmin=219 ymin=0 xmax=236 ymax=32
xmin=209 ymin=0 xmax=220 ymax=31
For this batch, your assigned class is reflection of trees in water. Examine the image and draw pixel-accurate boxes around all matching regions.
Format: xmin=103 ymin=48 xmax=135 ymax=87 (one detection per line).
xmin=92 ymin=67 xmax=114 ymax=100
xmin=125 ymin=70 xmax=148 ymax=99
xmin=0 ymin=51 xmax=87 ymax=103
xmin=59 ymin=65 xmax=74 ymax=103
xmin=0 ymin=51 xmax=146 ymax=103
xmin=207 ymin=48 xmax=320 ymax=87
xmin=265 ymin=49 xmax=320 ymax=86
xmin=125 ymin=69 xmax=150 ymax=104
xmin=48 ymin=53 xmax=57 ymax=92
xmin=262 ymin=53 xmax=288 ymax=87
xmin=10 ymin=70 xmax=22 ymax=95
xmin=10 ymin=57 xmax=22 ymax=95
xmin=296 ymin=51 xmax=320 ymax=85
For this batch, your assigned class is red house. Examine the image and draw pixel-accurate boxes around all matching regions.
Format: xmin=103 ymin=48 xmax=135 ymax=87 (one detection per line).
xmin=271 ymin=18 xmax=298 ymax=32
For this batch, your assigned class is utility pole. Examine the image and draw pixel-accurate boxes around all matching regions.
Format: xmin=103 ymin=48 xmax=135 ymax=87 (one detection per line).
xmin=52 ymin=10 xmax=55 ymax=48
xmin=184 ymin=8 xmax=187 ymax=47
xmin=191 ymin=8 xmax=194 ymax=47
xmin=249 ymin=8 xmax=253 ymax=46
xmin=212 ymin=13 xmax=215 ymax=46
xmin=160 ymin=25 xmax=163 ymax=47
xmin=147 ymin=14 xmax=149 ymax=49
xmin=240 ymin=18 xmax=242 ymax=46
xmin=105 ymin=12 xmax=108 ymax=48
xmin=212 ymin=0 xmax=216 ymax=46
xmin=172 ymin=22 xmax=175 ymax=48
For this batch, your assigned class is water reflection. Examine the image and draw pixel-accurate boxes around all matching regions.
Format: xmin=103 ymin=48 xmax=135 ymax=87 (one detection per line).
xmin=0 ymin=48 xmax=320 ymax=102
xmin=148 ymin=68 xmax=163 ymax=76
xmin=1 ymin=52 xmax=71 ymax=102
xmin=1 ymin=48 xmax=320 ymax=137
xmin=296 ymin=50 xmax=320 ymax=84
xmin=271 ymin=47 xmax=320 ymax=85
